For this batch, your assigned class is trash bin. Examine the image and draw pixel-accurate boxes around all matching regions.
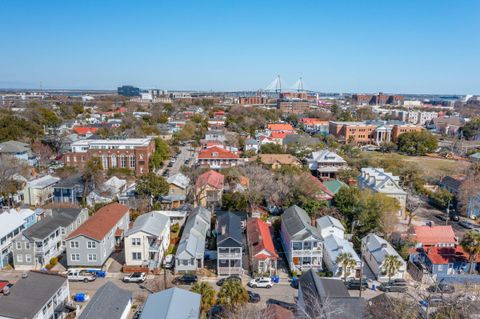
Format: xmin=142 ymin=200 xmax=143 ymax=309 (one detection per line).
xmin=74 ymin=293 xmax=85 ymax=302
xmin=371 ymin=284 xmax=376 ymax=291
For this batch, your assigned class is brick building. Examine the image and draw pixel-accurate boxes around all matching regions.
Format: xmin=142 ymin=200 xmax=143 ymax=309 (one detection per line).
xmin=64 ymin=137 xmax=155 ymax=175
xmin=197 ymin=146 xmax=239 ymax=169
xmin=352 ymin=93 xmax=404 ymax=106
xmin=238 ymin=96 xmax=270 ymax=105
xmin=329 ymin=121 xmax=421 ymax=145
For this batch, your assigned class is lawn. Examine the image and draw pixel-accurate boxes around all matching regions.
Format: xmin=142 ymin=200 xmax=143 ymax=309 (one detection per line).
xmin=359 ymin=152 xmax=471 ymax=180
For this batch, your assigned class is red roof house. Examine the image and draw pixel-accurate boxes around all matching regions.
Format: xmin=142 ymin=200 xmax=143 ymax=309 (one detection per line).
xmin=195 ymin=170 xmax=225 ymax=190
xmin=197 ymin=146 xmax=239 ymax=168
xmin=413 ymin=225 xmax=457 ymax=247
xmin=73 ymin=126 xmax=98 ymax=136
xmin=246 ymin=218 xmax=278 ymax=275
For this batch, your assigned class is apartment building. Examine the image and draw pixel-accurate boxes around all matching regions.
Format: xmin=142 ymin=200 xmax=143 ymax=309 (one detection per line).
xmin=392 ymin=110 xmax=438 ymax=125
xmin=124 ymin=212 xmax=170 ymax=270
xmin=299 ymin=118 xmax=329 ymax=134
xmin=64 ymin=137 xmax=155 ymax=175
xmin=13 ymin=208 xmax=88 ymax=270
xmin=0 ymin=208 xmax=38 ymax=268
xmin=65 ymin=203 xmax=129 ymax=267
xmin=329 ymin=121 xmax=422 ymax=145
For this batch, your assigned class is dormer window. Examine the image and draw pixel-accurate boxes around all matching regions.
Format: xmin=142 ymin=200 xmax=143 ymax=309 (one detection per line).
xmin=212 ymin=152 xmax=218 ymax=157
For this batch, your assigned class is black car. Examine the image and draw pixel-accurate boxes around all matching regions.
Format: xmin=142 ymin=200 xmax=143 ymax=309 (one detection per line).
xmin=248 ymin=291 xmax=261 ymax=303
xmin=345 ymin=279 xmax=368 ymax=291
xmin=207 ymin=305 xmax=225 ymax=319
xmin=216 ymin=275 xmax=241 ymax=286
xmin=378 ymin=280 xmax=408 ymax=293
xmin=435 ymin=214 xmax=448 ymax=222
xmin=266 ymin=299 xmax=297 ymax=312
xmin=162 ymin=169 xmax=169 ymax=177
xmin=427 ymin=283 xmax=455 ymax=294
xmin=449 ymin=214 xmax=460 ymax=222
xmin=175 ymin=274 xmax=198 ymax=285
xmin=459 ymin=220 xmax=476 ymax=229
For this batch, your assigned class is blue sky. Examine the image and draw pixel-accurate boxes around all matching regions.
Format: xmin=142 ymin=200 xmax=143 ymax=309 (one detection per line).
xmin=0 ymin=0 xmax=479 ymax=94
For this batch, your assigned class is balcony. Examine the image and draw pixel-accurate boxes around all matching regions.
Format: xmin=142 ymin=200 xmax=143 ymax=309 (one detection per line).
xmin=218 ymin=253 xmax=242 ymax=259
xmin=218 ymin=267 xmax=243 ymax=276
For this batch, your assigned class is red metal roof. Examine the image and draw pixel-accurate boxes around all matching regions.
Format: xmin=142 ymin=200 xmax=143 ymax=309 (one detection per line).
xmin=271 ymin=132 xmax=288 ymax=139
xmin=267 ymin=123 xmax=295 ymax=131
xmin=413 ymin=226 xmax=457 ymax=246
xmin=73 ymin=126 xmax=98 ymax=135
xmin=246 ymin=218 xmax=278 ymax=260
xmin=195 ymin=170 xmax=225 ymax=189
xmin=197 ymin=146 xmax=238 ymax=160
xmin=425 ymin=246 xmax=480 ymax=265
xmin=67 ymin=203 xmax=129 ymax=241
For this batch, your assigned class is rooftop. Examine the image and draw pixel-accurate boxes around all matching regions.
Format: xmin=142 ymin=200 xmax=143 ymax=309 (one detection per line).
xmin=140 ymin=287 xmax=201 ymax=319
xmin=67 ymin=203 xmax=128 ymax=241
xmin=0 ymin=271 xmax=67 ymax=319
xmin=78 ymin=281 xmax=132 ymax=319
xmin=413 ymin=225 xmax=457 ymax=246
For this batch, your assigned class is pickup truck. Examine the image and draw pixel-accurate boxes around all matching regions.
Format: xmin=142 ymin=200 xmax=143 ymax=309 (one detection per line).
xmin=67 ymin=270 xmax=96 ymax=283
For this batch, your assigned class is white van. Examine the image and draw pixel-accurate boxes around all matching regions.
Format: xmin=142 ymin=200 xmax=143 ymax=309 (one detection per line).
xmin=67 ymin=269 xmax=96 ymax=282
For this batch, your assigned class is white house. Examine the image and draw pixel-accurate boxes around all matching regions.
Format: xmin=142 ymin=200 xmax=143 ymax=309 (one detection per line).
xmin=124 ymin=211 xmax=170 ymax=270
xmin=280 ymin=205 xmax=323 ymax=273
xmin=23 ymin=175 xmax=60 ymax=206
xmin=361 ymin=233 xmax=406 ymax=282
xmin=317 ymin=216 xmax=361 ymax=279
xmin=307 ymin=150 xmax=347 ymax=180
xmin=358 ymin=167 xmax=407 ymax=214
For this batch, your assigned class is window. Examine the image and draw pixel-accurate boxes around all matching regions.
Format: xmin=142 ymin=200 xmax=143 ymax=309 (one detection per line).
xmin=16 ymin=242 xmax=22 ymax=250
xmin=102 ymin=155 xmax=109 ymax=170
xmin=71 ymin=254 xmax=80 ymax=261
xmin=25 ymin=242 xmax=31 ymax=250
xmin=111 ymin=154 xmax=117 ymax=168
xmin=131 ymin=238 xmax=141 ymax=246
xmin=70 ymin=241 xmax=79 ymax=249
xmin=129 ymin=155 xmax=136 ymax=168
xmin=120 ymin=155 xmax=127 ymax=168
xmin=132 ymin=252 xmax=142 ymax=260
xmin=87 ymin=241 xmax=96 ymax=249
xmin=25 ymin=254 xmax=32 ymax=263
xmin=16 ymin=254 xmax=23 ymax=262
xmin=87 ymin=254 xmax=97 ymax=262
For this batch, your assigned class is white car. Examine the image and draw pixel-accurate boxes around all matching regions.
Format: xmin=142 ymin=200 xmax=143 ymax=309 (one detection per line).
xmin=163 ymin=254 xmax=175 ymax=269
xmin=123 ymin=272 xmax=146 ymax=283
xmin=248 ymin=277 xmax=274 ymax=288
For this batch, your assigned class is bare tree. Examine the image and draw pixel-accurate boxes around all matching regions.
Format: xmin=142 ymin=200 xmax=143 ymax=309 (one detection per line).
xmin=0 ymin=155 xmax=29 ymax=206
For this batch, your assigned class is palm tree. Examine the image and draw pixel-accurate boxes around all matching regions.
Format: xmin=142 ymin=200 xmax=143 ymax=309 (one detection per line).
xmin=216 ymin=279 xmax=248 ymax=311
xmin=191 ymin=282 xmax=216 ymax=317
xmin=336 ymin=252 xmax=357 ymax=281
xmin=383 ymin=254 xmax=403 ymax=282
xmin=460 ymin=230 xmax=480 ymax=274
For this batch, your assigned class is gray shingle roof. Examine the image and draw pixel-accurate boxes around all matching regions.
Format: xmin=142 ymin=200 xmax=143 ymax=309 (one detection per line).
xmin=282 ymin=205 xmax=322 ymax=240
xmin=125 ymin=211 xmax=169 ymax=237
xmin=176 ymin=207 xmax=211 ymax=260
xmin=217 ymin=211 xmax=244 ymax=248
xmin=140 ymin=287 xmax=201 ymax=319
xmin=0 ymin=140 xmax=31 ymax=154
xmin=316 ymin=215 xmax=345 ymax=233
xmin=79 ymin=282 xmax=132 ymax=319
xmin=299 ymin=269 xmax=366 ymax=319
xmin=0 ymin=271 xmax=67 ymax=319
xmin=23 ymin=208 xmax=84 ymax=240
xmin=362 ymin=233 xmax=403 ymax=265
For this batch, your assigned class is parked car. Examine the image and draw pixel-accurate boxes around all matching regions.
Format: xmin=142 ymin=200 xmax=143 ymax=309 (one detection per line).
xmin=132 ymin=307 xmax=143 ymax=319
xmin=248 ymin=277 xmax=274 ymax=288
xmin=435 ymin=214 xmax=448 ymax=222
xmin=266 ymin=299 xmax=297 ymax=312
xmin=427 ymin=283 xmax=455 ymax=294
xmin=167 ymin=162 xmax=174 ymax=168
xmin=459 ymin=220 xmax=477 ymax=229
xmin=163 ymin=254 xmax=175 ymax=269
xmin=123 ymin=272 xmax=146 ymax=283
xmin=162 ymin=169 xmax=169 ymax=177
xmin=175 ymin=274 xmax=198 ymax=285
xmin=207 ymin=305 xmax=225 ymax=319
xmin=420 ymin=297 xmax=444 ymax=308
xmin=67 ymin=269 xmax=96 ymax=283
xmin=248 ymin=291 xmax=261 ymax=303
xmin=216 ymin=275 xmax=241 ymax=286
xmin=449 ymin=214 xmax=460 ymax=222
xmin=345 ymin=279 xmax=368 ymax=291
xmin=378 ymin=279 xmax=408 ymax=293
